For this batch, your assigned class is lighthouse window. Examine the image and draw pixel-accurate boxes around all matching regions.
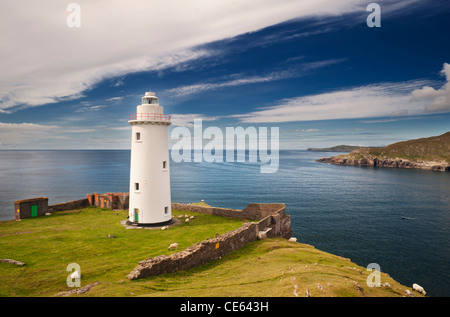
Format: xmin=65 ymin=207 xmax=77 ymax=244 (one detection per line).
xmin=136 ymin=132 xmax=141 ymax=141
xmin=163 ymin=161 xmax=167 ymax=169
xmin=134 ymin=183 xmax=140 ymax=191
xmin=164 ymin=206 xmax=169 ymax=214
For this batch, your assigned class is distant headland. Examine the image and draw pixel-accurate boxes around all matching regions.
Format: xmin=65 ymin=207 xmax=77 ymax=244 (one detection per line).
xmin=316 ymin=131 xmax=450 ymax=172
xmin=307 ymin=145 xmax=366 ymax=152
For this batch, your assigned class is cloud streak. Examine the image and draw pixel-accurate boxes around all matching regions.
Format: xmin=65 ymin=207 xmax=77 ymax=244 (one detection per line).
xmin=1 ymin=0 xmax=411 ymax=113
xmin=164 ymin=59 xmax=345 ymax=97
xmin=231 ymin=80 xmax=434 ymax=123
xmin=170 ymin=114 xmax=219 ymax=127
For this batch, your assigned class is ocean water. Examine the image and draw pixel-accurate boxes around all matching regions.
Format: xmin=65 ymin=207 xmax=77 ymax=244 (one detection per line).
xmin=0 ymin=149 xmax=449 ymax=297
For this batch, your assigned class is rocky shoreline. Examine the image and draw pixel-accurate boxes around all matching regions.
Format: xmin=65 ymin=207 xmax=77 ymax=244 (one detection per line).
xmin=316 ymin=156 xmax=450 ymax=172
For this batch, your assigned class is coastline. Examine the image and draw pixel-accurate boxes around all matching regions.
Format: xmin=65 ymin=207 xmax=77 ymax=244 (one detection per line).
xmin=316 ymin=155 xmax=450 ymax=172
xmin=0 ymin=206 xmax=424 ymax=297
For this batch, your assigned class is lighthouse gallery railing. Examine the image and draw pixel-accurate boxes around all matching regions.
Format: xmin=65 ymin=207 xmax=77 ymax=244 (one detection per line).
xmin=129 ymin=113 xmax=171 ymax=121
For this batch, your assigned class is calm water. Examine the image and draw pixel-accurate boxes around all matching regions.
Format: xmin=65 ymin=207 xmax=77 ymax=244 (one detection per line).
xmin=0 ymin=150 xmax=449 ymax=297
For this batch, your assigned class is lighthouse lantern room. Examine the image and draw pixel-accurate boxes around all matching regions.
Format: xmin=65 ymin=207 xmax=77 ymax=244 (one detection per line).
xmin=128 ymin=90 xmax=172 ymax=225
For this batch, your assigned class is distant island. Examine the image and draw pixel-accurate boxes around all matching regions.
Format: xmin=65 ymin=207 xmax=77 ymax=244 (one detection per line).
xmin=307 ymin=145 xmax=364 ymax=152
xmin=316 ymin=131 xmax=450 ymax=172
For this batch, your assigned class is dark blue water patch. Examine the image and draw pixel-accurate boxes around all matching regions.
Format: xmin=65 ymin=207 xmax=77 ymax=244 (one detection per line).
xmin=0 ymin=149 xmax=449 ymax=296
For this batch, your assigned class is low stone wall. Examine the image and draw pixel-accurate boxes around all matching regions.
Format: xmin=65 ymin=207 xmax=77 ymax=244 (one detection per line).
xmin=48 ymin=198 xmax=90 ymax=212
xmin=127 ymin=221 xmax=259 ymax=279
xmin=127 ymin=202 xmax=292 ymax=279
xmin=171 ymin=202 xmax=286 ymax=220
xmin=87 ymin=193 xmax=129 ymax=210
xmin=47 ymin=193 xmax=128 ymax=213
xmin=40 ymin=195 xmax=292 ymax=279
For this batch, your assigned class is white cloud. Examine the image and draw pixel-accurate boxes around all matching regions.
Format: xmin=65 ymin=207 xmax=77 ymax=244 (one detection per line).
xmin=1 ymin=0 xmax=411 ymax=113
xmin=170 ymin=114 xmax=218 ymax=127
xmin=164 ymin=59 xmax=345 ymax=97
xmin=105 ymin=97 xmax=124 ymax=102
xmin=0 ymin=122 xmax=64 ymax=148
xmin=165 ymin=72 xmax=291 ymax=97
xmin=0 ymin=121 xmax=110 ymax=146
xmin=231 ymin=80 xmax=433 ymax=123
xmin=411 ymin=63 xmax=450 ymax=113
xmin=75 ymin=105 xmax=106 ymax=112
xmin=0 ymin=122 xmax=59 ymax=131
xmin=293 ymin=129 xmax=322 ymax=132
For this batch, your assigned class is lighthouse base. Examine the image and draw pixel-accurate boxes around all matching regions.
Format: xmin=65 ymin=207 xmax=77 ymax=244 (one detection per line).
xmin=125 ymin=218 xmax=175 ymax=228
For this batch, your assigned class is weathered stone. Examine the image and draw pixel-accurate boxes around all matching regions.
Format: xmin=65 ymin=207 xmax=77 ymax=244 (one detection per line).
xmin=126 ymin=207 xmax=292 ymax=280
xmin=0 ymin=259 xmax=25 ymax=266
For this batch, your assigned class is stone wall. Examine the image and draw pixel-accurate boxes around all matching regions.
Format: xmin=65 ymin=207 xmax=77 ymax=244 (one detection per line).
xmin=39 ymin=194 xmax=293 ymax=279
xmin=87 ymin=193 xmax=129 ymax=210
xmin=127 ymin=221 xmax=259 ymax=279
xmin=171 ymin=202 xmax=286 ymax=220
xmin=46 ymin=193 xmax=128 ymax=213
xmin=127 ymin=202 xmax=292 ymax=279
xmin=48 ymin=198 xmax=90 ymax=212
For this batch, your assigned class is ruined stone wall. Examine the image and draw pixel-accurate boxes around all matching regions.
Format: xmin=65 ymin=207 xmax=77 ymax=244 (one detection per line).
xmin=40 ymin=195 xmax=292 ymax=279
xmin=48 ymin=198 xmax=90 ymax=212
xmin=128 ymin=203 xmax=292 ymax=279
xmin=127 ymin=221 xmax=259 ymax=279
xmin=47 ymin=193 xmax=128 ymax=213
xmin=171 ymin=202 xmax=286 ymax=220
xmin=87 ymin=193 xmax=129 ymax=210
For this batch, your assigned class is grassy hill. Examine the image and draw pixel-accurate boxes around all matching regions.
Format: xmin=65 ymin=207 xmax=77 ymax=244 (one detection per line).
xmin=0 ymin=207 xmax=420 ymax=297
xmin=351 ymin=131 xmax=450 ymax=164
xmin=317 ymin=132 xmax=450 ymax=171
xmin=307 ymin=145 xmax=364 ymax=152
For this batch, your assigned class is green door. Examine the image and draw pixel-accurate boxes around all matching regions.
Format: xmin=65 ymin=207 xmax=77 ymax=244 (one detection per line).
xmin=134 ymin=208 xmax=139 ymax=222
xmin=31 ymin=204 xmax=38 ymax=217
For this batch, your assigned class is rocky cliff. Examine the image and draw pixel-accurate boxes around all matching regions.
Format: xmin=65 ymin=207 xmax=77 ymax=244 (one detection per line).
xmin=316 ymin=132 xmax=450 ymax=172
xmin=317 ymin=155 xmax=449 ymax=171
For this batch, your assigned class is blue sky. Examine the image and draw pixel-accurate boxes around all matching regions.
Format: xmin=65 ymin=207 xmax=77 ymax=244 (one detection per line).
xmin=0 ymin=0 xmax=449 ymax=149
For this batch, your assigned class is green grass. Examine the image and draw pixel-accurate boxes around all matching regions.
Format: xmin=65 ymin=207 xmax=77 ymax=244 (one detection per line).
xmin=0 ymin=207 xmax=418 ymax=297
xmin=86 ymin=239 xmax=414 ymax=297
xmin=0 ymin=207 xmax=244 ymax=297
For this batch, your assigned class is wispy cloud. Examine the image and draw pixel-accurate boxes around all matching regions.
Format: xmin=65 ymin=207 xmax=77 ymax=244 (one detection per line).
xmin=170 ymin=114 xmax=219 ymax=127
xmin=292 ymin=128 xmax=322 ymax=132
xmin=75 ymin=105 xmax=106 ymax=112
xmin=0 ymin=122 xmax=64 ymax=148
xmin=231 ymin=80 xmax=434 ymax=123
xmin=165 ymin=59 xmax=345 ymax=97
xmin=105 ymin=97 xmax=124 ymax=102
xmin=2 ymin=0 xmax=407 ymax=113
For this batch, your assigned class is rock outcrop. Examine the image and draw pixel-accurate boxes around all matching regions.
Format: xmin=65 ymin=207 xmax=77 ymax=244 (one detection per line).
xmin=316 ymin=156 xmax=449 ymax=172
xmin=316 ymin=131 xmax=450 ymax=172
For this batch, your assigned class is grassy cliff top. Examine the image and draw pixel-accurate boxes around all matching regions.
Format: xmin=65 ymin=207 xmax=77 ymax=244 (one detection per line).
xmin=347 ymin=131 xmax=450 ymax=164
xmin=307 ymin=145 xmax=364 ymax=152
xmin=0 ymin=207 xmax=417 ymax=297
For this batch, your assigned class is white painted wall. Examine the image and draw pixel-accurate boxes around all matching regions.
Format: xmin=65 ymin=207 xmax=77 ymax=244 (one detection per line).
xmin=128 ymin=93 xmax=172 ymax=224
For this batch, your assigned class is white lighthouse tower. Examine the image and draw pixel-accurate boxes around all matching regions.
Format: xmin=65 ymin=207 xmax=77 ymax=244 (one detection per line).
xmin=128 ymin=90 xmax=172 ymax=225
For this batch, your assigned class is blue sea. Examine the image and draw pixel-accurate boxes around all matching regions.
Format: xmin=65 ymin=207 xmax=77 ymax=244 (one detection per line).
xmin=0 ymin=150 xmax=449 ymax=297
